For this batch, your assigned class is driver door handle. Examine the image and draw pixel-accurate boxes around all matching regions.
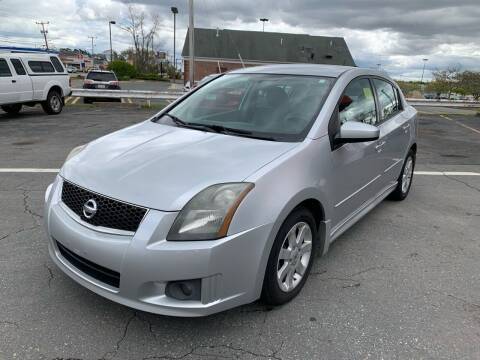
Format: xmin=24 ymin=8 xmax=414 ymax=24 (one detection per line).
xmin=375 ymin=140 xmax=386 ymax=152
xmin=402 ymin=123 xmax=410 ymax=131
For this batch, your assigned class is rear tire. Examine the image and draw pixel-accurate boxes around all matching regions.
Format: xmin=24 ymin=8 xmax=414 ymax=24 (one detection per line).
xmin=41 ymin=90 xmax=63 ymax=115
xmin=388 ymin=150 xmax=415 ymax=201
xmin=1 ymin=104 xmax=22 ymax=114
xmin=262 ymin=207 xmax=317 ymax=306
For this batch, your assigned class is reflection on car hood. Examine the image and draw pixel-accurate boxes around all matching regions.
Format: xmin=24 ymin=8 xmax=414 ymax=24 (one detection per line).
xmin=61 ymin=120 xmax=297 ymax=211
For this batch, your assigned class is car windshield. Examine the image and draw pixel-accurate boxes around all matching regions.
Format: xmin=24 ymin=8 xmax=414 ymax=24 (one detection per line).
xmin=87 ymin=72 xmax=116 ymax=82
xmin=157 ymin=73 xmax=334 ymax=142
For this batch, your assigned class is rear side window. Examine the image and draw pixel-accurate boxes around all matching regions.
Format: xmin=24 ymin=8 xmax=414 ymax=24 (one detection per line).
xmin=373 ymin=79 xmax=400 ymax=121
xmin=10 ymin=59 xmax=26 ymax=75
xmin=50 ymin=57 xmax=65 ymax=72
xmin=28 ymin=61 xmax=55 ymax=73
xmin=0 ymin=59 xmax=12 ymax=77
xmin=86 ymin=72 xmax=117 ymax=82
xmin=339 ymin=78 xmax=377 ymax=126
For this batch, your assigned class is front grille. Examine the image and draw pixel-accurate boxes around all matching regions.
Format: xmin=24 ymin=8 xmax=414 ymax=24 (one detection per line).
xmin=56 ymin=240 xmax=120 ymax=288
xmin=61 ymin=180 xmax=147 ymax=232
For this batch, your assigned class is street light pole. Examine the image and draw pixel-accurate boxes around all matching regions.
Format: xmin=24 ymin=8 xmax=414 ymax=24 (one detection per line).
xmin=260 ymin=18 xmax=269 ymax=32
xmin=171 ymin=7 xmax=178 ymax=72
xmin=88 ymin=36 xmax=96 ymax=68
xmin=420 ymin=58 xmax=429 ymax=83
xmin=109 ymin=21 xmax=116 ymax=62
xmin=189 ymin=0 xmax=195 ymax=87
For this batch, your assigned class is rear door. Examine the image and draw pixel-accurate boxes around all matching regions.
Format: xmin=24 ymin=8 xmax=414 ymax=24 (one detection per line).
xmin=9 ymin=58 xmax=33 ymax=102
xmin=371 ymin=78 xmax=411 ymax=187
xmin=329 ymin=77 xmax=386 ymax=228
xmin=0 ymin=58 xmax=16 ymax=105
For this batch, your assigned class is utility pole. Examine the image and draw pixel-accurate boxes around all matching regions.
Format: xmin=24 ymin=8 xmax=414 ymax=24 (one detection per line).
xmin=36 ymin=21 xmax=50 ymax=50
xmin=260 ymin=18 xmax=269 ymax=32
xmin=420 ymin=58 xmax=429 ymax=83
xmin=88 ymin=36 xmax=96 ymax=68
xmin=189 ymin=0 xmax=194 ymax=87
xmin=171 ymin=7 xmax=178 ymax=71
xmin=109 ymin=21 xmax=116 ymax=62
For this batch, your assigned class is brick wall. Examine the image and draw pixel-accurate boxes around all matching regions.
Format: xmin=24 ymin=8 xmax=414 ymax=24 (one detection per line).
xmin=183 ymin=59 xmax=258 ymax=83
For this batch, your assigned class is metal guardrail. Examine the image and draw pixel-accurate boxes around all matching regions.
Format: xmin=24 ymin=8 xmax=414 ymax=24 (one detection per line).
xmin=406 ymin=98 xmax=480 ymax=108
xmin=71 ymin=88 xmax=184 ymax=101
xmin=70 ymin=89 xmax=480 ymax=109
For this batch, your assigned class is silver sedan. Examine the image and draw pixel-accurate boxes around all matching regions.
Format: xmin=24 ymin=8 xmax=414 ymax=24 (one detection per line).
xmin=44 ymin=64 xmax=417 ymax=316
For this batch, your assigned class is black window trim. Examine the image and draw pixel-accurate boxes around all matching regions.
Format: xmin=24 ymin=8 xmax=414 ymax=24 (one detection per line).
xmin=328 ymin=75 xmax=379 ymax=150
xmin=0 ymin=58 xmax=13 ymax=77
xmin=28 ymin=60 xmax=56 ymax=73
xmin=370 ymin=76 xmax=403 ymax=124
xmin=10 ymin=58 xmax=27 ymax=76
xmin=50 ymin=56 xmax=65 ymax=73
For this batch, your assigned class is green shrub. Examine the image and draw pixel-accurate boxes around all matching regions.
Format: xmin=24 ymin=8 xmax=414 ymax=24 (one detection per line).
xmin=136 ymin=73 xmax=169 ymax=81
xmin=107 ymin=61 xmax=137 ymax=79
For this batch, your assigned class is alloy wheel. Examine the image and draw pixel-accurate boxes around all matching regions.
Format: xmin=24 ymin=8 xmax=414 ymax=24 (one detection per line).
xmin=401 ymin=157 xmax=413 ymax=194
xmin=276 ymin=221 xmax=313 ymax=292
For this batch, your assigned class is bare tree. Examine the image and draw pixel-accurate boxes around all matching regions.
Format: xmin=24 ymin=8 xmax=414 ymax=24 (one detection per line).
xmin=429 ymin=64 xmax=461 ymax=99
xmin=120 ymin=5 xmax=160 ymax=73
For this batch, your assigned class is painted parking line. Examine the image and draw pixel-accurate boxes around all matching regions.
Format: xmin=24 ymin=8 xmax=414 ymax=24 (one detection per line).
xmin=128 ymin=98 xmax=133 ymax=104
xmin=71 ymin=97 xmax=80 ymax=105
xmin=0 ymin=169 xmax=479 ymax=176
xmin=0 ymin=168 xmax=60 ymax=173
xmin=64 ymin=97 xmax=72 ymax=104
xmin=415 ymin=171 xmax=480 ymax=176
xmin=440 ymin=115 xmax=480 ymax=135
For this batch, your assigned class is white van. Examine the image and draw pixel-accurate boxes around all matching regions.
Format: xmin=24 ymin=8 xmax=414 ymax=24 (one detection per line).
xmin=0 ymin=52 xmax=71 ymax=115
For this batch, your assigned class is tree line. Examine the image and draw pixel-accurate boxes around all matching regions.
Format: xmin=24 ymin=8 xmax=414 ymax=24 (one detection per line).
xmin=397 ymin=66 xmax=480 ymax=100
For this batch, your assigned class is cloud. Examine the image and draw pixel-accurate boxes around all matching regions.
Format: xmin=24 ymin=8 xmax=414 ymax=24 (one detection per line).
xmin=1 ymin=0 xmax=479 ymax=80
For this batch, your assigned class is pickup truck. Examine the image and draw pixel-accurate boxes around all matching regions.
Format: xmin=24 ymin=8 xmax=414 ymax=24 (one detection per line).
xmin=0 ymin=52 xmax=71 ymax=115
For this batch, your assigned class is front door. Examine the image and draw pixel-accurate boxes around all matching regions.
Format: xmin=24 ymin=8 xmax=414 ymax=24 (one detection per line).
xmin=328 ymin=77 xmax=386 ymax=229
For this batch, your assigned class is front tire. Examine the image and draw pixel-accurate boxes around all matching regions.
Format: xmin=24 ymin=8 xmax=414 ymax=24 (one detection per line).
xmin=1 ymin=104 xmax=22 ymax=114
xmin=262 ymin=207 xmax=317 ymax=305
xmin=388 ymin=150 xmax=415 ymax=201
xmin=41 ymin=90 xmax=63 ymax=115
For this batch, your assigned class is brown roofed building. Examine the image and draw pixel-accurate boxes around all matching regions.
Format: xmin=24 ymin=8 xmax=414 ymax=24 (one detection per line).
xmin=182 ymin=28 xmax=355 ymax=83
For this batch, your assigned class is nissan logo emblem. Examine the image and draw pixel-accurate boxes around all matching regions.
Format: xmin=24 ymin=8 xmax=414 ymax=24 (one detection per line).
xmin=83 ymin=199 xmax=98 ymax=219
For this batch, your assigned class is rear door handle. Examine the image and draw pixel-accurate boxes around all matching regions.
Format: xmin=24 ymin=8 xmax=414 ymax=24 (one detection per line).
xmin=11 ymin=80 xmax=16 ymax=83
xmin=402 ymin=123 xmax=410 ymax=131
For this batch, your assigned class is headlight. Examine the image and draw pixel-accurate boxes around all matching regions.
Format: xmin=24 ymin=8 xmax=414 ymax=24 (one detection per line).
xmin=167 ymin=183 xmax=254 ymax=241
xmin=65 ymin=144 xmax=87 ymax=162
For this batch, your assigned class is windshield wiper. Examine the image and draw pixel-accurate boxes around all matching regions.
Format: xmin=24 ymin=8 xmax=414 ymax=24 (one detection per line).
xmin=197 ymin=124 xmax=277 ymax=141
xmin=159 ymin=114 xmax=277 ymax=141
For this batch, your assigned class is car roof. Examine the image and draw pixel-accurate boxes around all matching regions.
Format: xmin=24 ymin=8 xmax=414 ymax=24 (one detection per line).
xmin=87 ymin=70 xmax=114 ymax=73
xmin=228 ymin=64 xmax=394 ymax=80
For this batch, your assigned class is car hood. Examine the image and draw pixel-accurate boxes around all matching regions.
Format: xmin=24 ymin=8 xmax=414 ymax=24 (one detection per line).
xmin=61 ymin=120 xmax=297 ymax=211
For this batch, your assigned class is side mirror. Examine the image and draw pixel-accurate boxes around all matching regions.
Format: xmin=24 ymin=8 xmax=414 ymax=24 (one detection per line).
xmin=335 ymin=121 xmax=380 ymax=144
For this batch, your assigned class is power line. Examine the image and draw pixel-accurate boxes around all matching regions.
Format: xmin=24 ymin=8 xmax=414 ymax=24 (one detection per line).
xmin=36 ymin=21 xmax=50 ymax=50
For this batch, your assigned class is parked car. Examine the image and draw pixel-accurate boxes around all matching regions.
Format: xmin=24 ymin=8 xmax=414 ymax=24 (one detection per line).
xmin=66 ymin=65 xmax=78 ymax=73
xmin=44 ymin=64 xmax=417 ymax=317
xmin=83 ymin=70 xmax=120 ymax=104
xmin=0 ymin=52 xmax=71 ymax=115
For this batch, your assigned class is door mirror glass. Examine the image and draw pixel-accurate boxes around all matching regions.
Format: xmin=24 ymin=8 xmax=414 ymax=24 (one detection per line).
xmin=335 ymin=121 xmax=380 ymax=144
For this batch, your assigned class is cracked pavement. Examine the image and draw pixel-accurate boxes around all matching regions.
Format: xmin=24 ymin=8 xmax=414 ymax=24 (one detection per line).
xmin=0 ymin=106 xmax=479 ymax=359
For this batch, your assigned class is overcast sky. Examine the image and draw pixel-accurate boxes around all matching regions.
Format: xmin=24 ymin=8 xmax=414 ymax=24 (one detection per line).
xmin=1 ymin=0 xmax=479 ymax=80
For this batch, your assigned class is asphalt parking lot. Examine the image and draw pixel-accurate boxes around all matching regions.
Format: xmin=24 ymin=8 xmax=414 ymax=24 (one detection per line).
xmin=0 ymin=105 xmax=479 ymax=359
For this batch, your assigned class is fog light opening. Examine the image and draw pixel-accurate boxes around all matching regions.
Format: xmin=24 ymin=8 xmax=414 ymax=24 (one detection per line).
xmin=165 ymin=279 xmax=201 ymax=301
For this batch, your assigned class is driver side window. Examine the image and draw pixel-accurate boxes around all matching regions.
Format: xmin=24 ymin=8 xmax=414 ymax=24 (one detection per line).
xmin=339 ymin=78 xmax=377 ymax=126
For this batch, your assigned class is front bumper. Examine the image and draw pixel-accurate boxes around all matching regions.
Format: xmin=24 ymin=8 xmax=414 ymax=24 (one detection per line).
xmin=44 ymin=178 xmax=273 ymax=317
